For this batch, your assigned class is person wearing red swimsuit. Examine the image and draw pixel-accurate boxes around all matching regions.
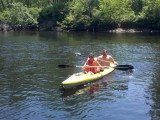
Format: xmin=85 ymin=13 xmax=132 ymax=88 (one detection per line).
xmin=82 ymin=54 xmax=101 ymax=74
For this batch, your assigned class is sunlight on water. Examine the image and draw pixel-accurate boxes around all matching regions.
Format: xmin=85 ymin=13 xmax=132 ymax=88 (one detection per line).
xmin=0 ymin=31 xmax=160 ymax=120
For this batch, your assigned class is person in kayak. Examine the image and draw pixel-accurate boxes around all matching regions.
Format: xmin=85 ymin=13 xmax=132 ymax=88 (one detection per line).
xmin=97 ymin=49 xmax=118 ymax=67
xmin=82 ymin=54 xmax=102 ymax=74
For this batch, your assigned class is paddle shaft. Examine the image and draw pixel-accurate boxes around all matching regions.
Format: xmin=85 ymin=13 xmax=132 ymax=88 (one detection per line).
xmin=58 ymin=64 xmax=134 ymax=70
xmin=77 ymin=65 xmax=133 ymax=70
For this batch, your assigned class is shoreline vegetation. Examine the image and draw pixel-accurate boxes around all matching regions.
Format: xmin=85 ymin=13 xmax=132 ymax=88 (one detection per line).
xmin=1 ymin=22 xmax=160 ymax=33
xmin=1 ymin=21 xmax=159 ymax=33
xmin=1 ymin=0 xmax=160 ymax=33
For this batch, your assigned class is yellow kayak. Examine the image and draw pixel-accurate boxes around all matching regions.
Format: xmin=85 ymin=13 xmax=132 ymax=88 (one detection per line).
xmin=62 ymin=66 xmax=115 ymax=88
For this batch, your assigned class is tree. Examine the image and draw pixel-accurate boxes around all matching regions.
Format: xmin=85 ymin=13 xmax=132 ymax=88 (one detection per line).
xmin=62 ymin=0 xmax=98 ymax=31
xmin=98 ymin=0 xmax=135 ymax=27
xmin=136 ymin=0 xmax=160 ymax=29
xmin=131 ymin=0 xmax=143 ymax=15
xmin=38 ymin=2 xmax=65 ymax=25
xmin=1 ymin=2 xmax=39 ymax=25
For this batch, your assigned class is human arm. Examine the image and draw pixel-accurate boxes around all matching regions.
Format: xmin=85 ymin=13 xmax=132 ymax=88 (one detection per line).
xmin=107 ymin=55 xmax=118 ymax=65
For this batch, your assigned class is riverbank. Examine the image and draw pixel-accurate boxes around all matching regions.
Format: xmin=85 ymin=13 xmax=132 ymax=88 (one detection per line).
xmin=108 ymin=28 xmax=160 ymax=33
xmin=0 ymin=21 xmax=159 ymax=33
xmin=0 ymin=21 xmax=38 ymax=31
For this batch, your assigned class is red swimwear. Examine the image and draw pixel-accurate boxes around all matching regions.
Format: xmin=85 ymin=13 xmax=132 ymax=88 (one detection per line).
xmin=82 ymin=58 xmax=101 ymax=74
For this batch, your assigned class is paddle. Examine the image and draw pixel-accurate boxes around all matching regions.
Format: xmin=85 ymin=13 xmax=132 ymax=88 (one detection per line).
xmin=58 ymin=64 xmax=134 ymax=70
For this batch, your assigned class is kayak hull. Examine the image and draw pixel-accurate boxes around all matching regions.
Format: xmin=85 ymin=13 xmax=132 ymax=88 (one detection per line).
xmin=62 ymin=67 xmax=115 ymax=88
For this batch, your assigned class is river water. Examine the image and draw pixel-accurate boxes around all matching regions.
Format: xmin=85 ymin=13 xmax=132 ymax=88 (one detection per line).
xmin=0 ymin=31 xmax=160 ymax=120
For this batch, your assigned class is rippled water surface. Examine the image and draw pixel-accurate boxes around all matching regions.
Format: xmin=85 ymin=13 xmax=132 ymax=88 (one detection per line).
xmin=0 ymin=31 xmax=160 ymax=120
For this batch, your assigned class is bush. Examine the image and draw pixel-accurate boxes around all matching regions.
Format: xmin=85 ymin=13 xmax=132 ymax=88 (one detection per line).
xmin=29 ymin=7 xmax=41 ymax=22
xmin=61 ymin=0 xmax=97 ymax=31
xmin=134 ymin=0 xmax=160 ymax=30
xmin=0 ymin=2 xmax=39 ymax=25
xmin=38 ymin=3 xmax=65 ymax=25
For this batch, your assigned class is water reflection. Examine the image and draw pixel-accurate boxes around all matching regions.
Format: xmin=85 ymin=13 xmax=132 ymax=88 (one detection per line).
xmin=60 ymin=71 xmax=130 ymax=99
xmin=60 ymin=83 xmax=102 ymax=98
xmin=60 ymin=71 xmax=132 ymax=120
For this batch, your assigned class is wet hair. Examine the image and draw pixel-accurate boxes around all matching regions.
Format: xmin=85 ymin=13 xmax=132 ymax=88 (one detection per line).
xmin=88 ymin=53 xmax=94 ymax=58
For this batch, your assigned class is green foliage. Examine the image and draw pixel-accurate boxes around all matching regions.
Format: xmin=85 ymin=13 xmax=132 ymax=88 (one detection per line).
xmin=29 ymin=7 xmax=41 ymax=20
xmin=1 ymin=0 xmax=160 ymax=30
xmin=38 ymin=3 xmax=65 ymax=25
xmin=0 ymin=2 xmax=40 ymax=25
xmin=99 ymin=0 xmax=135 ymax=26
xmin=131 ymin=0 xmax=143 ymax=15
xmin=61 ymin=0 xmax=98 ymax=31
xmin=11 ymin=0 xmax=51 ymax=8
xmin=62 ymin=0 xmax=137 ymax=30
xmin=136 ymin=0 xmax=160 ymax=29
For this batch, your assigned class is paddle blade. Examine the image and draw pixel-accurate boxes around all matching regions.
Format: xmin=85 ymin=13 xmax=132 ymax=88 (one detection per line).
xmin=115 ymin=65 xmax=134 ymax=70
xmin=58 ymin=64 xmax=74 ymax=68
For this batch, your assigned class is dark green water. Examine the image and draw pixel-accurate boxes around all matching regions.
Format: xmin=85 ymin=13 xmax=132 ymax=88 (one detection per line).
xmin=0 ymin=31 xmax=160 ymax=120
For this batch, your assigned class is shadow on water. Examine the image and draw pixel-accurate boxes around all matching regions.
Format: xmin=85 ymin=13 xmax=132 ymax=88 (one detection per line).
xmin=60 ymin=83 xmax=101 ymax=98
